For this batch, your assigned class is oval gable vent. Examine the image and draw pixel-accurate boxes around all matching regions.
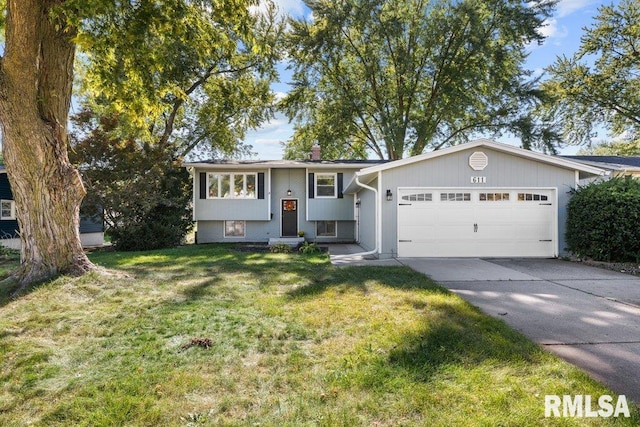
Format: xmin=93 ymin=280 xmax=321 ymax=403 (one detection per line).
xmin=469 ymin=151 xmax=488 ymax=171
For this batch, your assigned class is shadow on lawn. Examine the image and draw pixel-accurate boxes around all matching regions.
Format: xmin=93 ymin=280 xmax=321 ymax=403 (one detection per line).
xmin=286 ymin=265 xmax=449 ymax=299
xmin=384 ymin=298 xmax=542 ymax=381
xmin=287 ymin=264 xmax=547 ymax=389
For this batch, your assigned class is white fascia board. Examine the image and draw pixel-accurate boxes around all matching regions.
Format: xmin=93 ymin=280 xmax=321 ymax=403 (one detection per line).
xmin=184 ymin=161 xmax=377 ymax=170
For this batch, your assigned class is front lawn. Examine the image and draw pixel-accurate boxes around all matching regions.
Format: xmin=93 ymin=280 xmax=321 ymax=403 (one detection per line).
xmin=0 ymin=244 xmax=637 ymax=425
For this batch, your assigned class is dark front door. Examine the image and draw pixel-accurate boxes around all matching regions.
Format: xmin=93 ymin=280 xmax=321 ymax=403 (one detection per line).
xmin=281 ymin=199 xmax=298 ymax=237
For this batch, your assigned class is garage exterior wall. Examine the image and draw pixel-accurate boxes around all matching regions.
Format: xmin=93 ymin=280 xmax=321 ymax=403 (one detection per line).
xmin=376 ymin=147 xmax=576 ymax=258
xmin=354 ymin=177 xmax=378 ymax=252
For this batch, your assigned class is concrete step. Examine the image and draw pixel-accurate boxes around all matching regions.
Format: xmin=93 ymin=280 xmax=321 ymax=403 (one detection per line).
xmin=268 ymin=237 xmax=304 ymax=247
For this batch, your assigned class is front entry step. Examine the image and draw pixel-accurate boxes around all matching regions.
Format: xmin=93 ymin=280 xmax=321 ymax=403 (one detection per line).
xmin=268 ymin=237 xmax=304 ymax=247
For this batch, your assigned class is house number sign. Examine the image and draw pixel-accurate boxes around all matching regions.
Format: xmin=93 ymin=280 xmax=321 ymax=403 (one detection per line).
xmin=470 ymin=176 xmax=487 ymax=184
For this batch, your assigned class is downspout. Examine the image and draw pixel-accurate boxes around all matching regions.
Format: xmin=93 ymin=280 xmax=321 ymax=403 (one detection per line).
xmin=331 ymin=173 xmax=379 ymax=259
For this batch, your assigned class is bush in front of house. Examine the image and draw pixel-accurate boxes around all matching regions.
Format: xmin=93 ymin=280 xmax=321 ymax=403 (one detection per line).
xmin=270 ymin=243 xmax=292 ymax=253
xmin=566 ymin=176 xmax=640 ymax=262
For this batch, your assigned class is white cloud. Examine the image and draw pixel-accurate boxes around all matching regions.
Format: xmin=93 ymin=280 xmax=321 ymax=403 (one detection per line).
xmin=538 ymin=18 xmax=569 ymax=43
xmin=252 ymin=0 xmax=308 ymax=19
xmin=556 ymin=0 xmax=600 ymax=18
xmin=254 ymin=138 xmax=285 ymax=147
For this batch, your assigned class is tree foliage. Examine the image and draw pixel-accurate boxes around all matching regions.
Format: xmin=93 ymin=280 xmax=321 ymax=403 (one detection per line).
xmin=540 ymin=0 xmax=640 ymax=146
xmin=577 ymin=139 xmax=640 ymax=156
xmin=74 ymin=0 xmax=283 ymax=158
xmin=67 ymin=1 xmax=283 ymax=252
xmin=0 ymin=0 xmax=281 ymax=286
xmin=281 ymin=0 xmax=555 ymax=160
xmin=70 ymin=110 xmax=193 ymax=251
xmin=567 ymin=177 xmax=640 ymax=262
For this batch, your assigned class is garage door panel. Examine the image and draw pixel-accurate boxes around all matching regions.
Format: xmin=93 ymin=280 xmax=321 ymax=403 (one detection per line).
xmin=397 ymin=188 xmax=556 ymax=258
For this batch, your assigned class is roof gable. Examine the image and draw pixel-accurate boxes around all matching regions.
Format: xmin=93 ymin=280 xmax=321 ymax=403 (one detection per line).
xmin=344 ymin=139 xmax=605 ymax=193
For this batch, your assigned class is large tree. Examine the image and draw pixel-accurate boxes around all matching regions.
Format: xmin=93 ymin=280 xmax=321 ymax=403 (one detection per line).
xmin=0 ymin=0 xmax=91 ymax=287
xmin=0 ymin=0 xmax=278 ymax=288
xmin=281 ymin=0 xmax=555 ymax=160
xmin=539 ymin=0 xmax=640 ymax=146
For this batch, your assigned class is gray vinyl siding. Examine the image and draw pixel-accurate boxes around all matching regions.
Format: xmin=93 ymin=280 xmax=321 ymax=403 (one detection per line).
xmin=194 ymin=167 xmax=359 ymax=243
xmin=79 ymin=214 xmax=104 ymax=234
xmin=377 ymin=147 xmax=576 ymax=258
xmin=354 ymin=177 xmax=378 ymax=252
xmin=307 ymin=169 xmax=356 ymax=221
xmin=196 ymin=220 xmax=355 ymax=243
xmin=193 ymin=168 xmax=270 ymax=220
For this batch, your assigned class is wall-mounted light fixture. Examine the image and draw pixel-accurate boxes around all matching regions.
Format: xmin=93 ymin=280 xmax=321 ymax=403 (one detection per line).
xmin=386 ymin=189 xmax=393 ymax=201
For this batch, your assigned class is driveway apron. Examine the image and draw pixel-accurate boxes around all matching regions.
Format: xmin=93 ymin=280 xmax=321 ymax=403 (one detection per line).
xmin=400 ymin=257 xmax=640 ymax=403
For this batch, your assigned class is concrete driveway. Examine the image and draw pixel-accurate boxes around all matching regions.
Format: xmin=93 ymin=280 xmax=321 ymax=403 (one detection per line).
xmin=400 ymin=257 xmax=640 ymax=403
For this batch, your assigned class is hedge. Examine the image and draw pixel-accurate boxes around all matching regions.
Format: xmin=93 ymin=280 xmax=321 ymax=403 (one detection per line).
xmin=566 ymin=176 xmax=640 ymax=262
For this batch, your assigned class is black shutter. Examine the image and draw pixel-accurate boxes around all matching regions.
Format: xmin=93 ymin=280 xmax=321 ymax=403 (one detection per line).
xmin=199 ymin=173 xmax=207 ymax=199
xmin=257 ymin=173 xmax=265 ymax=199
xmin=308 ymin=173 xmax=315 ymax=199
xmin=337 ymin=173 xmax=344 ymax=198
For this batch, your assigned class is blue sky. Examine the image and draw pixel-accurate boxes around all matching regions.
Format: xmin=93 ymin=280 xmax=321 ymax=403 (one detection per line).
xmin=244 ymin=0 xmax=617 ymax=159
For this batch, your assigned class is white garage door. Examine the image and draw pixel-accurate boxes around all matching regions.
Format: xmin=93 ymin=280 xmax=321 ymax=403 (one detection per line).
xmin=397 ymin=188 xmax=556 ymax=257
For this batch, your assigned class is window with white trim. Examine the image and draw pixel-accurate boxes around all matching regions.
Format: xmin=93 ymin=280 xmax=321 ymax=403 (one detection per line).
xmin=224 ymin=220 xmax=246 ymax=237
xmin=208 ymin=173 xmax=256 ymax=199
xmin=316 ymin=221 xmax=336 ymax=237
xmin=0 ymin=200 xmax=16 ymax=220
xmin=401 ymin=193 xmax=432 ymax=202
xmin=479 ymin=192 xmax=510 ymax=202
xmin=517 ymin=192 xmax=548 ymax=201
xmin=315 ymin=173 xmax=336 ymax=198
xmin=440 ymin=192 xmax=471 ymax=202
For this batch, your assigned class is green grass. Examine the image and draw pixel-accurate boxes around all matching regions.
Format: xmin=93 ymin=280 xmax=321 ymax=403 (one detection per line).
xmin=0 ymin=244 xmax=638 ymax=426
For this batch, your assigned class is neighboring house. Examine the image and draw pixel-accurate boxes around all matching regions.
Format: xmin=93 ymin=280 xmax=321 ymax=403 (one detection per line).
xmin=561 ymin=155 xmax=640 ymax=180
xmin=0 ymin=166 xmax=104 ymax=250
xmin=186 ymin=139 xmax=605 ymax=257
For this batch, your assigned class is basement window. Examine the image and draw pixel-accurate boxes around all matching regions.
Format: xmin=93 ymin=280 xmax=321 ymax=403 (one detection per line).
xmin=316 ymin=221 xmax=336 ymax=237
xmin=224 ymin=221 xmax=246 ymax=237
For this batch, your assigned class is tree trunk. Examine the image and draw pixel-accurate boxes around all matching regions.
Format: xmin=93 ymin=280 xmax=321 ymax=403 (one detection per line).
xmin=0 ymin=0 xmax=95 ymax=287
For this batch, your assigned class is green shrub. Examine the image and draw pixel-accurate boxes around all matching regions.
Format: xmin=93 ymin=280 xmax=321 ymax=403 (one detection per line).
xmin=270 ymin=243 xmax=292 ymax=253
xmin=298 ymin=241 xmax=322 ymax=254
xmin=566 ymin=176 xmax=640 ymax=262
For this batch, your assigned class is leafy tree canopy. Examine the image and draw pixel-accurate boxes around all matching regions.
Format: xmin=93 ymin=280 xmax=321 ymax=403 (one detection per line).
xmin=577 ymin=138 xmax=640 ymax=156
xmin=281 ymin=0 xmax=555 ymax=160
xmin=67 ymin=0 xmax=283 ymax=159
xmin=539 ymin=0 xmax=640 ymax=146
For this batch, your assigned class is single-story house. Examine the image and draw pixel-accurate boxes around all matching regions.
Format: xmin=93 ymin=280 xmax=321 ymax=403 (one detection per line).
xmin=0 ymin=166 xmax=104 ymax=250
xmin=186 ymin=139 xmax=605 ymax=258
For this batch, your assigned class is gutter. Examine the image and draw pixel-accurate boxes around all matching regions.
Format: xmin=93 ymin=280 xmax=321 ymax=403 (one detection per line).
xmin=331 ymin=174 xmax=380 ymax=259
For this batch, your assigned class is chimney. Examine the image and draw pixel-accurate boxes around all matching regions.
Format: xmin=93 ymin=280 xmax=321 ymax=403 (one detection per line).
xmin=311 ymin=143 xmax=321 ymax=160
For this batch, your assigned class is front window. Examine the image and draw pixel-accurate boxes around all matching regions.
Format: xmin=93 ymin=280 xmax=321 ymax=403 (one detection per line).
xmin=315 ymin=174 xmax=336 ymax=198
xmin=208 ymin=173 xmax=256 ymax=199
xmin=0 ymin=200 xmax=15 ymax=220
xmin=224 ymin=220 xmax=246 ymax=237
xmin=316 ymin=221 xmax=336 ymax=237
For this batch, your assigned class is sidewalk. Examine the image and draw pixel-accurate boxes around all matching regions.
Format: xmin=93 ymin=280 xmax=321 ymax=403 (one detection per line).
xmin=326 ymin=244 xmax=403 ymax=267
